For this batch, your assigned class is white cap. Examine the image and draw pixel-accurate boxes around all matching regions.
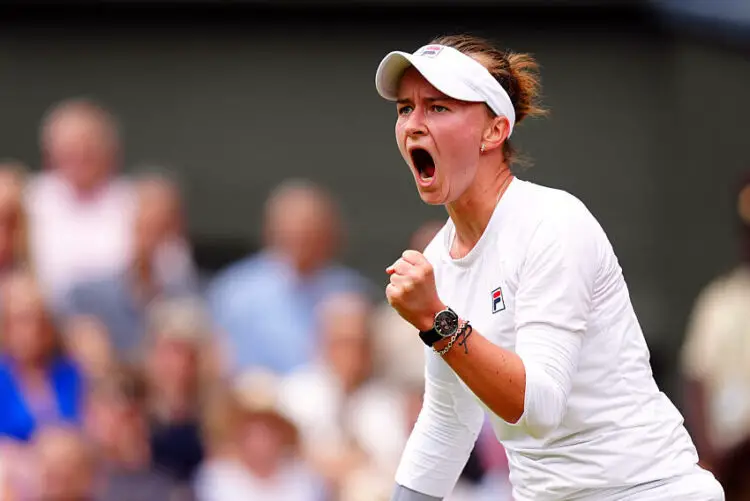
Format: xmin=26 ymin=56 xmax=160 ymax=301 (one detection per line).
xmin=375 ymin=44 xmax=516 ymax=137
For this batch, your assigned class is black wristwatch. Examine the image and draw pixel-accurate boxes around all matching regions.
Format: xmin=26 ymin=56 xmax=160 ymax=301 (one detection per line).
xmin=419 ymin=307 xmax=460 ymax=347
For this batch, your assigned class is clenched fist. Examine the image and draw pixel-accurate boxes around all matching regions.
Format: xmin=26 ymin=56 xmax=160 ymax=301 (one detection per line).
xmin=386 ymin=250 xmax=445 ymax=332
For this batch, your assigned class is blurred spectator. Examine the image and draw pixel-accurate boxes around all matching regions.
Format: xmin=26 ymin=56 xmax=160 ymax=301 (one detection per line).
xmin=62 ymin=172 xmax=198 ymax=361
xmin=681 ymin=172 xmax=750 ymax=498
xmin=145 ymin=297 xmax=214 ymax=483
xmin=0 ymin=271 xmax=83 ymax=442
xmin=371 ymin=219 xmax=445 ymax=387
xmin=83 ymin=365 xmax=193 ymax=501
xmin=195 ymin=370 xmax=325 ymax=501
xmin=25 ymin=99 xmax=135 ymax=309
xmin=62 ymin=315 xmax=115 ymax=383
xmin=714 ymin=437 xmax=750 ymax=501
xmin=207 ymin=179 xmax=373 ymax=375
xmin=0 ymin=162 xmax=28 ymax=279
xmin=0 ymin=454 xmax=11 ymax=501
xmin=31 ymin=425 xmax=96 ymax=501
xmin=278 ymin=292 xmax=412 ymax=499
xmin=469 ymin=421 xmax=513 ymax=501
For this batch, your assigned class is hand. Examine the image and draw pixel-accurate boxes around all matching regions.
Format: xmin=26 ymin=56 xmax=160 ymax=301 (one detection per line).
xmin=386 ymin=250 xmax=445 ymax=332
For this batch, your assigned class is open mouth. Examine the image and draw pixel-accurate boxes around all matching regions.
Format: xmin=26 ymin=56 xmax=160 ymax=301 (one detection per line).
xmin=410 ymin=148 xmax=436 ymax=181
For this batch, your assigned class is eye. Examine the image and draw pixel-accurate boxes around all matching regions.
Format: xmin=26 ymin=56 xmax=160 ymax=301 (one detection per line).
xmin=398 ymin=105 xmax=413 ymax=116
xmin=432 ymin=105 xmax=449 ymax=113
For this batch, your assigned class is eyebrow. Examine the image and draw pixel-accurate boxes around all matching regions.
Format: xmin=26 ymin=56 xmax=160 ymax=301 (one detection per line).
xmin=396 ymin=97 xmax=449 ymax=104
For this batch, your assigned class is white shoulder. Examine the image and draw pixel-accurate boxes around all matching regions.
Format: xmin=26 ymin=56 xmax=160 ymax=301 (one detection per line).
xmin=521 ymin=181 xmax=595 ymax=225
xmin=24 ymin=172 xmax=53 ymax=204
xmin=508 ymin=181 xmax=609 ymax=285
xmin=518 ymin=183 xmax=605 ymax=253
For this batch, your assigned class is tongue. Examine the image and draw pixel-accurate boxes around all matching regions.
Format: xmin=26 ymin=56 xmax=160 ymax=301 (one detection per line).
xmin=421 ymin=165 xmax=436 ymax=179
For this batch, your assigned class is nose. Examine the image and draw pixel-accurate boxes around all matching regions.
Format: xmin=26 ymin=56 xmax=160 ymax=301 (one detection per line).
xmin=404 ymin=108 xmax=427 ymax=138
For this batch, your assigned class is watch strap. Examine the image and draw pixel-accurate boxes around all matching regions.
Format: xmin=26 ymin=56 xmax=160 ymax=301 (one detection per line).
xmin=419 ymin=328 xmax=444 ymax=347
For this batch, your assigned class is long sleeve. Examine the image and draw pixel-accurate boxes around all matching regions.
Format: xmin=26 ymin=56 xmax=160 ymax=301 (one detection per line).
xmin=509 ymin=205 xmax=600 ymax=438
xmin=394 ymin=347 xmax=485 ymax=498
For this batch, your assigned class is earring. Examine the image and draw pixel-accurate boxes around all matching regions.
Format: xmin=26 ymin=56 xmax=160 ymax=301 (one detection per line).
xmin=480 ymin=143 xmax=486 ymax=153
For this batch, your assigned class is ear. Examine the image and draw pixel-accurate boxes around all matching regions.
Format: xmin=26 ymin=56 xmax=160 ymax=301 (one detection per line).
xmin=481 ymin=115 xmax=511 ymax=153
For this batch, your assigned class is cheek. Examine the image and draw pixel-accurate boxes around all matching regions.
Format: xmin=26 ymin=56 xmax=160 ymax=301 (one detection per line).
xmin=394 ymin=122 xmax=409 ymax=157
xmin=436 ymin=126 xmax=480 ymax=167
xmin=430 ymin=111 xmax=481 ymax=150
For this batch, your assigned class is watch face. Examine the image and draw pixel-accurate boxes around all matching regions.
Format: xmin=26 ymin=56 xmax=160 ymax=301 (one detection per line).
xmin=435 ymin=309 xmax=459 ymax=337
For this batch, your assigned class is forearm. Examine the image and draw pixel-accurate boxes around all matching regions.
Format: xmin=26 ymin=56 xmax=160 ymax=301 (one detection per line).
xmin=393 ymin=345 xmax=485 ymax=498
xmin=436 ymin=328 xmax=526 ymax=424
xmin=434 ymin=320 xmax=582 ymax=437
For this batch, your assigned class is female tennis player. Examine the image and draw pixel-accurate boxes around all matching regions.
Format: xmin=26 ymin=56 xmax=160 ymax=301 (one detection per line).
xmin=376 ymin=35 xmax=724 ymax=501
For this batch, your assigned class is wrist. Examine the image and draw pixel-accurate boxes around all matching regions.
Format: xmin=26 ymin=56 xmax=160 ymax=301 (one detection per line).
xmin=432 ymin=334 xmax=453 ymax=352
xmin=418 ymin=302 xmax=447 ymax=332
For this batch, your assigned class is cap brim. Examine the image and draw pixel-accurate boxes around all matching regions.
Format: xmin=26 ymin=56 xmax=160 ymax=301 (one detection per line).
xmin=375 ymin=51 xmax=414 ymax=100
xmin=375 ymin=51 xmax=485 ymax=104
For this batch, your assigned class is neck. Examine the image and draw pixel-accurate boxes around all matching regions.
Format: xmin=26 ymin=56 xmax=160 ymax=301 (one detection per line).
xmin=12 ymin=358 xmax=46 ymax=378
xmin=341 ymin=373 xmax=368 ymax=396
xmin=446 ymin=163 xmax=513 ymax=258
xmin=272 ymin=248 xmax=321 ymax=279
xmin=152 ymin=388 xmax=195 ymax=422
xmin=61 ymin=174 xmax=109 ymax=203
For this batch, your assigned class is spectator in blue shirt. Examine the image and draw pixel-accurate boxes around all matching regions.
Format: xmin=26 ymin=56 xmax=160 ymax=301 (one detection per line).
xmin=207 ymin=179 xmax=374 ymax=375
xmin=61 ymin=171 xmax=198 ymax=363
xmin=0 ymin=271 xmax=83 ymax=442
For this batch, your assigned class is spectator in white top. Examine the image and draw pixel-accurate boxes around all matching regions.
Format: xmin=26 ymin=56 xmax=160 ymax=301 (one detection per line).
xmin=25 ymin=98 xmax=135 ymax=309
xmin=374 ymin=34 xmax=724 ymax=501
xmin=681 ymin=172 xmax=750 ymax=499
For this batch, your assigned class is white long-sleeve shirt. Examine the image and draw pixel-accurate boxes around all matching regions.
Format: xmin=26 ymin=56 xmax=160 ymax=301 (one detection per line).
xmin=395 ymin=178 xmax=707 ymax=501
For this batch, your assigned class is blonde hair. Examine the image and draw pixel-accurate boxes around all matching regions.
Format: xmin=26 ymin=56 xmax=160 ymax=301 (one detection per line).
xmin=144 ymin=296 xmax=219 ymax=413
xmin=0 ymin=270 xmax=61 ymax=361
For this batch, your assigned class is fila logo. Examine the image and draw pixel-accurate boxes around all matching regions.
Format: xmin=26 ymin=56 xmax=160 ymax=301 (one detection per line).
xmin=491 ymin=287 xmax=506 ymax=313
xmin=416 ymin=44 xmax=444 ymax=58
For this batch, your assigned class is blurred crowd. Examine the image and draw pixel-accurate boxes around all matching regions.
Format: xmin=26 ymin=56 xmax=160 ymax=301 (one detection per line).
xmin=680 ymin=173 xmax=750 ymax=501
xmin=0 ymin=98 xmax=512 ymax=501
xmin=2 ymin=97 xmax=750 ymax=501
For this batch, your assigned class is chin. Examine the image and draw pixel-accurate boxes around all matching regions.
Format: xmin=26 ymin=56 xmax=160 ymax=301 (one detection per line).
xmin=415 ymin=185 xmax=448 ymax=206
xmin=419 ymin=195 xmax=445 ymax=206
